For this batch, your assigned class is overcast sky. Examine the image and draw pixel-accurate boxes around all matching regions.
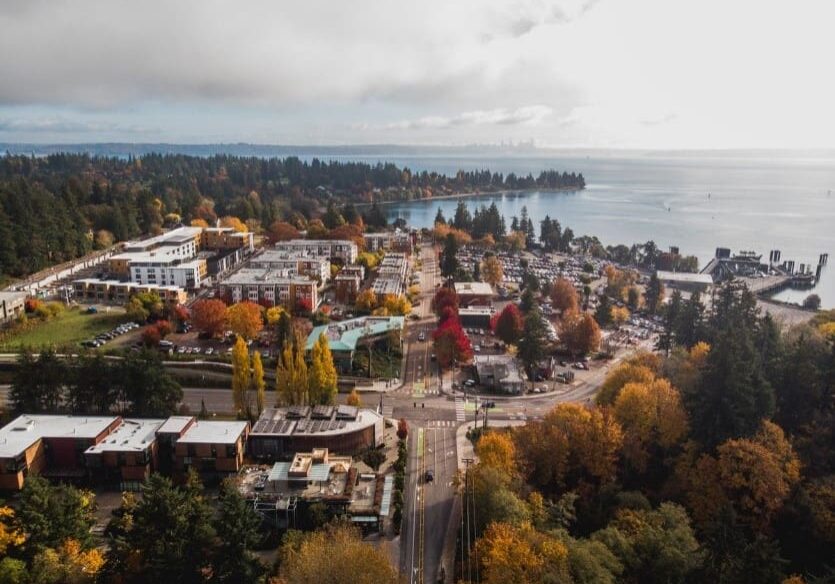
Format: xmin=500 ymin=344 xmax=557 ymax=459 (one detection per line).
xmin=0 ymin=0 xmax=832 ymax=148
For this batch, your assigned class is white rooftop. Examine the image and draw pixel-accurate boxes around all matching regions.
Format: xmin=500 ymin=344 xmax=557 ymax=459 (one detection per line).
xmin=85 ymin=419 xmax=164 ymax=454
xmin=0 ymin=415 xmax=119 ymax=459
xmin=656 ymin=271 xmax=714 ymax=285
xmin=223 ymin=268 xmax=314 ymax=286
xmin=156 ymin=415 xmax=194 ymax=435
xmin=124 ymin=226 xmax=202 ymax=250
xmin=454 ymin=282 xmax=494 ymax=296
xmin=177 ymin=420 xmax=248 ymax=445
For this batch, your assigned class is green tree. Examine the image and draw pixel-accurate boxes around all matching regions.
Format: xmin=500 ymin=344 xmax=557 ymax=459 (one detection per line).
xmin=518 ymin=305 xmax=548 ymax=378
xmin=595 ymin=294 xmax=612 ymax=328
xmin=441 ymin=233 xmax=460 ymax=279
xmin=116 ymin=350 xmax=183 ymax=416
xmin=644 ymin=273 xmax=665 ymax=314
xmin=17 ymin=477 xmax=96 ymax=553
xmin=10 ymin=348 xmax=66 ymax=414
xmin=212 ymin=480 xmax=265 ymax=583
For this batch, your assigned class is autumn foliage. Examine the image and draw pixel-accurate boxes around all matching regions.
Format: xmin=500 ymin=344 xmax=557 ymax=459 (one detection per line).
xmin=191 ymin=299 xmax=228 ymax=338
xmin=432 ymin=315 xmax=473 ymax=368
xmin=491 ymin=303 xmax=524 ymax=345
xmin=560 ymin=311 xmax=602 ymax=356
xmin=226 ymin=301 xmax=263 ymax=340
xmin=550 ymin=277 xmax=579 ymax=313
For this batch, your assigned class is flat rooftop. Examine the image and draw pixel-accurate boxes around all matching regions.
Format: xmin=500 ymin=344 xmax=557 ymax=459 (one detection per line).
xmin=124 ymin=226 xmax=202 ymax=250
xmin=157 ymin=415 xmax=195 ymax=435
xmin=85 ymin=419 xmax=164 ymax=454
xmin=656 ymin=271 xmax=714 ymax=285
xmin=251 ymin=406 xmax=382 ymax=438
xmin=0 ymin=415 xmax=119 ymax=458
xmin=454 ymin=282 xmax=494 ymax=296
xmin=306 ymin=316 xmax=404 ymax=352
xmin=221 ymin=268 xmax=314 ymax=286
xmin=177 ymin=420 xmax=249 ymax=445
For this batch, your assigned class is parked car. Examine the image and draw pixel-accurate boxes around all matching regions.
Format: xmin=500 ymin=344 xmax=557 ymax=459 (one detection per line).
xmin=424 ymin=470 xmax=434 ymax=483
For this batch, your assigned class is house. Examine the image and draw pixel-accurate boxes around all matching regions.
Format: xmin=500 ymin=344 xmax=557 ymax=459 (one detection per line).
xmin=474 ymin=354 xmax=526 ymax=394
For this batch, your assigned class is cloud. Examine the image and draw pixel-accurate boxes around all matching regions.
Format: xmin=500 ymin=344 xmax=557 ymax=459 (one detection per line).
xmin=366 ymin=105 xmax=553 ymax=131
xmin=0 ymin=116 xmax=151 ymax=135
xmin=0 ymin=0 xmax=594 ymax=110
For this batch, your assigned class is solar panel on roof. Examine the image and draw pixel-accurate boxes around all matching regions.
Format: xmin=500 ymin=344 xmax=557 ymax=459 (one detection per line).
xmin=253 ymin=420 xmax=268 ymax=433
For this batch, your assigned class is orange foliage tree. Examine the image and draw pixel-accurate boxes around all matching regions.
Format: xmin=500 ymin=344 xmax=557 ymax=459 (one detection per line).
xmin=596 ymin=362 xmax=656 ymax=406
xmin=266 ymin=221 xmax=300 ymax=242
xmin=226 ymin=301 xmax=264 ymax=340
xmin=191 ymin=299 xmax=228 ymax=338
xmin=514 ymin=403 xmax=622 ymax=493
xmin=219 ymin=216 xmax=248 ymax=232
xmin=561 ymin=311 xmax=602 ymax=356
xmin=475 ymin=521 xmax=570 ymax=584
xmin=550 ymin=277 xmax=579 ymax=313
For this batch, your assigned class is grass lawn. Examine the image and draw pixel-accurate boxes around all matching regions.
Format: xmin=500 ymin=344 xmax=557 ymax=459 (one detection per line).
xmin=0 ymin=307 xmax=129 ymax=351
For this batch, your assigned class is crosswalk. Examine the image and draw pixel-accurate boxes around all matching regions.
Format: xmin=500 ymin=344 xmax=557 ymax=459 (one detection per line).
xmin=455 ymin=398 xmax=466 ymax=422
xmin=426 ymin=420 xmax=457 ymax=427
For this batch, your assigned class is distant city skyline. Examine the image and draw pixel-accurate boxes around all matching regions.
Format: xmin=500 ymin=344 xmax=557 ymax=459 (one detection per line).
xmin=1 ymin=0 xmax=833 ymax=148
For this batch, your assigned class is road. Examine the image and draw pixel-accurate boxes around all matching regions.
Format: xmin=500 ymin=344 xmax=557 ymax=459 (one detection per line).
xmin=0 ymin=240 xmax=643 ymax=584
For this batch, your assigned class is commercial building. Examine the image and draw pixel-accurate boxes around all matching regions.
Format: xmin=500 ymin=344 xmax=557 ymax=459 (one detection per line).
xmin=249 ymin=405 xmax=384 ymax=459
xmin=218 ymin=268 xmax=319 ymax=310
xmin=73 ymin=279 xmax=187 ymax=305
xmin=249 ymin=250 xmax=331 ymax=282
xmin=84 ymin=418 xmax=165 ymax=488
xmin=459 ymin=307 xmax=494 ymax=329
xmin=237 ymin=448 xmax=386 ymax=530
xmin=173 ymin=420 xmax=250 ymax=480
xmin=0 ymin=290 xmax=26 ymax=325
xmin=656 ymin=270 xmax=714 ymax=293
xmin=0 ymin=414 xmax=249 ymax=491
xmin=273 ymin=239 xmax=358 ymax=264
xmin=474 ymin=354 xmax=526 ymax=394
xmin=306 ymin=316 xmax=404 ymax=373
xmin=0 ymin=415 xmax=122 ymax=490
xmin=454 ymin=281 xmax=495 ymax=307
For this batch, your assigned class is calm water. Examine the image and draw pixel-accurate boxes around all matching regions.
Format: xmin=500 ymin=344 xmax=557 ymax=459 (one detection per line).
xmin=324 ymin=153 xmax=835 ymax=308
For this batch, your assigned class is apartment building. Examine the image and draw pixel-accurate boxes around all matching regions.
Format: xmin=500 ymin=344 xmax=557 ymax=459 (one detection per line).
xmin=0 ymin=414 xmax=250 ymax=491
xmin=249 ymin=250 xmax=331 ymax=282
xmin=219 ymin=268 xmax=319 ymax=310
xmin=0 ymin=291 xmax=26 ymax=325
xmin=363 ymin=230 xmax=414 ymax=254
xmin=273 ymin=239 xmax=358 ymax=264
xmin=73 ymin=279 xmax=187 ymax=305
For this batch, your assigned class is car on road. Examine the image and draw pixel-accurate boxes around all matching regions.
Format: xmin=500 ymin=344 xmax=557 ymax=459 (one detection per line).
xmin=464 ymin=379 xmax=476 ymax=387
xmin=573 ymin=362 xmax=589 ymax=371
xmin=424 ymin=470 xmax=434 ymax=483
xmin=418 ymin=332 xmax=426 ymax=341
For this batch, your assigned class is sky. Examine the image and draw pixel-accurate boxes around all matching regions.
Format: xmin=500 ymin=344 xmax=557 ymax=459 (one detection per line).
xmin=0 ymin=0 xmax=833 ymax=148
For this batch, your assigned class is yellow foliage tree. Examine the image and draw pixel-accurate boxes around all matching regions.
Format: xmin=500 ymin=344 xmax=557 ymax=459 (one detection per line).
xmin=252 ymin=350 xmax=265 ymax=416
xmin=383 ymin=294 xmax=412 ymax=316
xmin=291 ymin=335 xmax=310 ymax=405
xmin=31 ymin=538 xmax=105 ymax=584
xmin=219 ymin=215 xmax=248 ymax=232
xmin=355 ymin=289 xmax=378 ymax=313
xmin=276 ymin=343 xmax=295 ymax=406
xmin=0 ymin=506 xmax=25 ymax=555
xmin=515 ymin=403 xmax=623 ymax=491
xmin=596 ymin=362 xmax=656 ymax=406
xmin=481 ymin=255 xmax=504 ymax=286
xmin=226 ymin=301 xmax=264 ymax=340
xmin=346 ymin=389 xmax=362 ymax=407
xmin=190 ymin=218 xmax=210 ymax=228
xmin=610 ymin=306 xmax=630 ymax=327
xmin=277 ymin=524 xmax=398 ymax=584
xmin=476 ymin=522 xmax=570 ymax=584
xmin=265 ymin=305 xmax=286 ymax=326
xmin=476 ymin=431 xmax=517 ymax=474
xmin=231 ymin=336 xmax=251 ymax=416
xmin=613 ymin=378 xmax=689 ymax=472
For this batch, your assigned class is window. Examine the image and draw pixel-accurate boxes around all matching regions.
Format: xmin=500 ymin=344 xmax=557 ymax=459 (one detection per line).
xmin=187 ymin=444 xmax=196 ymax=457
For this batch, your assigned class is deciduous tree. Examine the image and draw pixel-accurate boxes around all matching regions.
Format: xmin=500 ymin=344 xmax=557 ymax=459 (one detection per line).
xmin=252 ymin=350 xmax=265 ymax=416
xmin=231 ymin=336 xmax=251 ymax=416
xmin=226 ymin=301 xmax=263 ymax=340
xmin=491 ymin=303 xmax=524 ymax=346
xmin=562 ymin=311 xmax=602 ymax=356
xmin=551 ymin=277 xmax=579 ymax=313
xmin=191 ymin=298 xmax=228 ymax=338
xmin=481 ymin=255 xmax=504 ymax=286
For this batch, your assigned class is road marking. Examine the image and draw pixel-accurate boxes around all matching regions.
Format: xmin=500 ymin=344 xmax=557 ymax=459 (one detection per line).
xmin=455 ymin=398 xmax=466 ymax=421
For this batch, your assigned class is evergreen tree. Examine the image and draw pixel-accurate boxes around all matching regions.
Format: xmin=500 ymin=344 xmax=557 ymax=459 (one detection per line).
xmin=657 ymin=290 xmax=682 ymax=355
xmin=518 ymin=305 xmax=548 ymax=378
xmin=434 ymin=207 xmax=446 ymax=225
xmin=675 ymin=291 xmax=705 ymax=348
xmin=644 ymin=272 xmax=664 ymax=314
xmin=212 ymin=480 xmax=265 ymax=583
xmin=595 ymin=294 xmax=613 ymax=327
xmin=440 ymin=233 xmax=459 ymax=279
xmin=452 ymin=200 xmax=472 ymax=231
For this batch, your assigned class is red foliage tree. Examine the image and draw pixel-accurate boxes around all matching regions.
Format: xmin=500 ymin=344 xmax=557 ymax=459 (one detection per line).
xmin=191 ymin=299 xmax=228 ymax=338
xmin=141 ymin=326 xmax=161 ymax=347
xmin=154 ymin=319 xmax=173 ymax=338
xmin=267 ymin=221 xmax=300 ymax=243
xmin=431 ymin=287 xmax=459 ymax=321
xmin=491 ymin=303 xmax=524 ymax=345
xmin=397 ymin=418 xmax=409 ymax=440
xmin=295 ymin=298 xmax=313 ymax=316
xmin=173 ymin=304 xmax=190 ymax=324
xmin=432 ymin=316 xmax=473 ymax=368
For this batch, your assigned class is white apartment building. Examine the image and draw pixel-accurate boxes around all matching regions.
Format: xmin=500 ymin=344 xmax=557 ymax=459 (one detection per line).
xmin=273 ymin=239 xmax=358 ymax=264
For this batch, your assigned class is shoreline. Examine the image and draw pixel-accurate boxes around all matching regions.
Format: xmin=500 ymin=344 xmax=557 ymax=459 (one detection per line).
xmin=356 ymin=186 xmax=584 ymax=208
